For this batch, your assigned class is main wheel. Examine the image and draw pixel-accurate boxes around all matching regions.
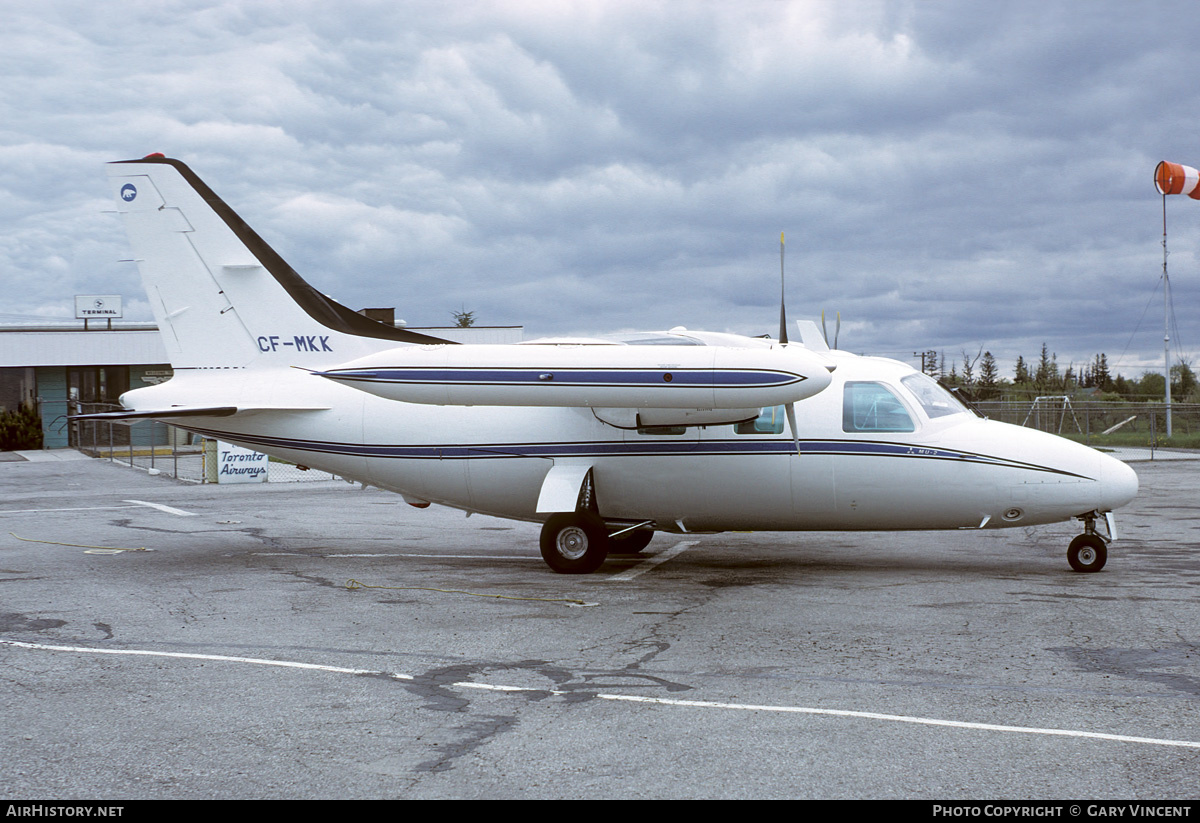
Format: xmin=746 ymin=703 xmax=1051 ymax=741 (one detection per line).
xmin=1067 ymin=534 xmax=1107 ymax=573
xmin=608 ymin=528 xmax=654 ymax=555
xmin=540 ymin=511 xmax=609 ymax=574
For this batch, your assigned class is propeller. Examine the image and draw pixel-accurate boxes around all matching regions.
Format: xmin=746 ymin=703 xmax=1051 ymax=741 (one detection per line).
xmin=778 ymin=232 xmax=801 ymax=457
xmin=820 ymin=309 xmax=841 ymax=349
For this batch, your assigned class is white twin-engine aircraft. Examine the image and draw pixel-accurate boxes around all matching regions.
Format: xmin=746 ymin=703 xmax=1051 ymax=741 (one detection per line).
xmin=80 ymin=154 xmax=1138 ymax=575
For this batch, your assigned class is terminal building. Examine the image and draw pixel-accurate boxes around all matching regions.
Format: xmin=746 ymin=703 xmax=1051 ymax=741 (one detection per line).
xmin=0 ymin=307 xmax=521 ymax=450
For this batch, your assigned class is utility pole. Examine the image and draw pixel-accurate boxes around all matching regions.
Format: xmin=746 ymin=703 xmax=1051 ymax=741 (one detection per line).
xmin=913 ymin=350 xmax=937 ymax=376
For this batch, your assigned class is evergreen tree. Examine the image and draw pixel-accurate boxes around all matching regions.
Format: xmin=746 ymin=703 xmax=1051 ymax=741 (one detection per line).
xmin=978 ymin=351 xmax=1000 ymax=399
xmin=1034 ymin=343 xmax=1057 ymax=389
xmin=1092 ymin=353 xmax=1112 ymax=391
xmin=1014 ymin=355 xmax=1030 ymax=385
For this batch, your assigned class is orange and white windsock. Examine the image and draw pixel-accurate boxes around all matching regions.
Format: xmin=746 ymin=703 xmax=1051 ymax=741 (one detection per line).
xmin=1155 ymin=161 xmax=1200 ymax=199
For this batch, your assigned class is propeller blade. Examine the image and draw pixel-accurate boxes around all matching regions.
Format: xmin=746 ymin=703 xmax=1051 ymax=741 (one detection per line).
xmin=785 ymin=402 xmax=801 ymax=457
xmin=778 ymin=232 xmax=788 ymax=345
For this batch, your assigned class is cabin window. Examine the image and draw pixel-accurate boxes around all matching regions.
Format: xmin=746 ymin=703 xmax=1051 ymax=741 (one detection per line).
xmin=842 ymin=382 xmax=915 ymax=433
xmin=734 ymin=405 xmax=785 ymax=435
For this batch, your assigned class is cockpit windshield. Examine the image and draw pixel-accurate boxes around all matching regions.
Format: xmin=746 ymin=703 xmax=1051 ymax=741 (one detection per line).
xmin=900 ymin=372 xmax=970 ymax=419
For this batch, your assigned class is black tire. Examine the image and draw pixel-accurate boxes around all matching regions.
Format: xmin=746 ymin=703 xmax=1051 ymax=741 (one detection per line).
xmin=608 ymin=529 xmax=654 ymax=555
xmin=1068 ymin=534 xmax=1107 ymax=573
xmin=540 ymin=511 xmax=609 ymax=574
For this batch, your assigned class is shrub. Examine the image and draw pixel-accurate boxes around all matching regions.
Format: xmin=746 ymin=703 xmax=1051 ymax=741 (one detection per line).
xmin=0 ymin=405 xmax=44 ymax=451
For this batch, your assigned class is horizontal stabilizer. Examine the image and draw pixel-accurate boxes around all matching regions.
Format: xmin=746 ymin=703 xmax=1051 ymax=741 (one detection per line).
xmin=70 ymin=405 xmax=328 ymax=422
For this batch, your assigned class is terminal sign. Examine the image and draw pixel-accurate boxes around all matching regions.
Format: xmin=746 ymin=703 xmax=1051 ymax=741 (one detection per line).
xmin=75 ymin=295 xmax=123 ymax=319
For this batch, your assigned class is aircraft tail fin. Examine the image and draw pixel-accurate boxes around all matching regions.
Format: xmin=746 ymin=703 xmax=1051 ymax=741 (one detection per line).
xmin=107 ymin=155 xmax=452 ymax=371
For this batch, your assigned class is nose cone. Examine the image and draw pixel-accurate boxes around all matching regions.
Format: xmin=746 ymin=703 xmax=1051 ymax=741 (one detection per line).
xmin=1097 ymin=453 xmax=1139 ymax=511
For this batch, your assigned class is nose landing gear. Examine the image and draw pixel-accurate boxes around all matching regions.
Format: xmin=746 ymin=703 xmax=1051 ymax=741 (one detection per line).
xmin=1068 ymin=511 xmax=1112 ymax=573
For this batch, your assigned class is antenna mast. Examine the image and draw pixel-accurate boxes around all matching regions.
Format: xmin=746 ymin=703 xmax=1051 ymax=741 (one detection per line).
xmin=1162 ymin=193 xmax=1173 ymax=438
xmin=1151 ymin=159 xmax=1197 ymax=438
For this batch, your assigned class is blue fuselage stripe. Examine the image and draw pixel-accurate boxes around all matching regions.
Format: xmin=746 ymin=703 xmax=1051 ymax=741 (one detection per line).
xmin=181 ymin=426 xmax=1092 ymax=479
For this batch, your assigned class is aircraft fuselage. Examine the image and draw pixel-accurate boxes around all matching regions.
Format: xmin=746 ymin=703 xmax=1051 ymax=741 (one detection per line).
xmin=137 ymin=349 xmax=1137 ymax=537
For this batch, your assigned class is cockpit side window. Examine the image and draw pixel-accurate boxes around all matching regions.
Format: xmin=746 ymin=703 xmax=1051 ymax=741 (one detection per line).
xmin=900 ymin=373 xmax=969 ymax=419
xmin=842 ymin=382 xmax=915 ymax=433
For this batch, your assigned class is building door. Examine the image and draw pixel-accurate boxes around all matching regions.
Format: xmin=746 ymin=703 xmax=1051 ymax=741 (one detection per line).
xmin=67 ymin=366 xmax=130 ymax=408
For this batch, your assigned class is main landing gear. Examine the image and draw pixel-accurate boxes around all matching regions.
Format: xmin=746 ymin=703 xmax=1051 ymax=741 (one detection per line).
xmin=1068 ymin=511 xmax=1111 ymax=573
xmin=539 ymin=512 xmax=655 ymax=574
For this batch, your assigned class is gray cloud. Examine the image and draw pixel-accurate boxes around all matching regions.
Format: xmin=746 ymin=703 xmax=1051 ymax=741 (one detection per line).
xmin=1 ymin=0 xmax=1197 ymax=380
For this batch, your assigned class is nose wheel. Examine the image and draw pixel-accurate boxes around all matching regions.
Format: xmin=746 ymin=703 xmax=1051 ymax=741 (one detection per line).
xmin=1067 ymin=533 xmax=1107 ymax=573
xmin=1068 ymin=512 xmax=1111 ymax=573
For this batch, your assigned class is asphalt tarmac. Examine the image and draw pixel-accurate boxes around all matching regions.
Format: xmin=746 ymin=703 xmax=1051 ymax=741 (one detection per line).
xmin=1 ymin=452 xmax=1198 ymax=800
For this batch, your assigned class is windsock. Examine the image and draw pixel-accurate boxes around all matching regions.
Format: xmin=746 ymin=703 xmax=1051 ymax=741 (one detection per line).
xmin=1154 ymin=161 xmax=1200 ymax=199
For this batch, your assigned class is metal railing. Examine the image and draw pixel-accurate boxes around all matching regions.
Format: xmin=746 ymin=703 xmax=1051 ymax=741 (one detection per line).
xmin=974 ymin=400 xmax=1200 ymax=460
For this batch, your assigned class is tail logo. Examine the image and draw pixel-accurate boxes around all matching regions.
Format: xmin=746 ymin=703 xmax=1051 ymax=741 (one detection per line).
xmin=120 ymin=183 xmax=137 ymax=202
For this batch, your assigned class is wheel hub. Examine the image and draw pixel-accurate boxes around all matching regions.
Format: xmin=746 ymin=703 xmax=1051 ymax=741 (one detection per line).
xmin=556 ymin=526 xmax=589 ymax=561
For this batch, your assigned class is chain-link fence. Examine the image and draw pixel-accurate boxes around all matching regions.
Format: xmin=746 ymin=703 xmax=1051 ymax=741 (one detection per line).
xmin=975 ymin=400 xmax=1200 ymax=461
xmin=70 ymin=402 xmax=341 ymax=483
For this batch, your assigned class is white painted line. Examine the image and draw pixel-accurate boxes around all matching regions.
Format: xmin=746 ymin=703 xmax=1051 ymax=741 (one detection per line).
xmin=595 ymin=694 xmax=1200 ymax=749
xmin=0 ymin=506 xmax=142 ymax=515
xmin=124 ymin=499 xmax=197 ymax=517
xmin=457 ymin=682 xmax=541 ymax=693
xmin=6 ymin=638 xmax=1198 ymax=750
xmin=606 ymin=541 xmax=697 ymax=581
xmin=0 ymin=639 xmax=411 ymax=680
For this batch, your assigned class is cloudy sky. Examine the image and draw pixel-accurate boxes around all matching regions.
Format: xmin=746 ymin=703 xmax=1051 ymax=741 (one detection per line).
xmin=2 ymin=0 xmax=1198 ymax=379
